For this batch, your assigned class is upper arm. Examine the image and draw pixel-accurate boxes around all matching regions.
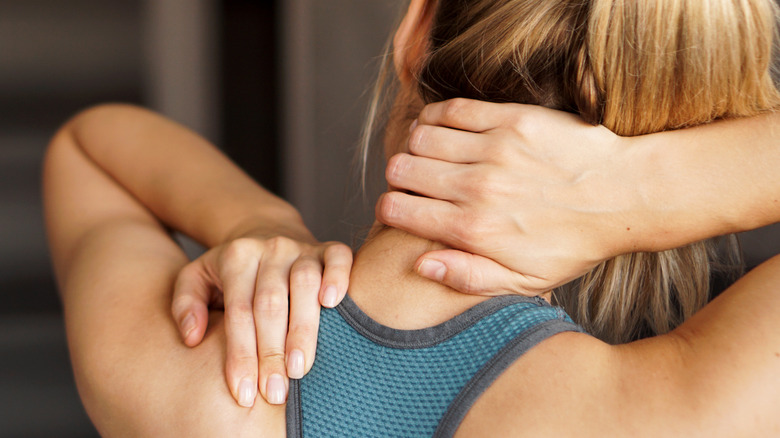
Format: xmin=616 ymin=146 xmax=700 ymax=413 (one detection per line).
xmin=43 ymin=109 xmax=285 ymax=437
xmin=456 ymin=256 xmax=780 ymax=437
xmin=454 ymin=331 xmax=628 ymax=437
xmin=455 ymin=331 xmax=710 ymax=437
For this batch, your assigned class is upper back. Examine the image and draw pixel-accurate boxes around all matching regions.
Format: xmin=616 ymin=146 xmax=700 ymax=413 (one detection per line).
xmin=288 ymin=295 xmax=583 ymax=437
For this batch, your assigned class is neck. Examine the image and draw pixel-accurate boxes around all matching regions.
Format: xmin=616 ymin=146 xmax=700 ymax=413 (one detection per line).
xmin=347 ymin=226 xmax=489 ymax=329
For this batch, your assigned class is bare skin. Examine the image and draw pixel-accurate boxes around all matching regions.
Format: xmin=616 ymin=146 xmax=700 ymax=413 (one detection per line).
xmin=46 ymin=0 xmax=780 ymax=434
xmin=44 ymin=114 xmax=285 ymax=435
xmin=377 ymin=99 xmax=780 ymax=295
xmin=352 ymin=229 xmax=780 ymax=437
xmin=45 ymin=102 xmax=780 ymax=436
xmin=180 ymin=0 xmax=780 ymax=408
xmin=43 ymin=104 xmax=354 ymax=409
xmin=377 ymin=0 xmax=780 ymax=297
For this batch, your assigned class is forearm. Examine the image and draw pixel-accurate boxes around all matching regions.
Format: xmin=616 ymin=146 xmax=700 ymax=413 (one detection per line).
xmin=609 ymin=254 xmax=780 ymax=435
xmin=45 ymin=114 xmax=286 ymax=435
xmin=63 ymin=103 xmax=313 ymax=248
xmin=622 ymin=111 xmax=780 ymax=253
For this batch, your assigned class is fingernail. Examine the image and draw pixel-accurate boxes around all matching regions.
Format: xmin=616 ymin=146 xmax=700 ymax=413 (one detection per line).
xmin=267 ymin=374 xmax=287 ymax=405
xmin=287 ymin=349 xmax=305 ymax=379
xmin=181 ymin=313 xmax=196 ymax=339
xmin=418 ymin=259 xmax=446 ymax=281
xmin=409 ymin=119 xmax=418 ymax=133
xmin=322 ymin=285 xmax=339 ymax=308
xmin=238 ymin=378 xmax=256 ymax=407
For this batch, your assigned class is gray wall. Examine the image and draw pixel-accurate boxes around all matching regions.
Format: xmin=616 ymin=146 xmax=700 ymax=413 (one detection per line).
xmin=0 ymin=0 xmax=218 ymax=435
xmin=281 ymin=0 xmax=399 ymax=246
xmin=0 ymin=0 xmax=778 ymax=435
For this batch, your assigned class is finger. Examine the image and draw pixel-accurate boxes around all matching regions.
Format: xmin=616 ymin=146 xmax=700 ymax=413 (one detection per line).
xmin=319 ymin=243 xmax=353 ymax=308
xmin=171 ymin=258 xmax=214 ymax=347
xmin=414 ymin=249 xmax=548 ymax=296
xmin=407 ymin=123 xmax=491 ymax=163
xmin=386 ymin=153 xmax=470 ymax=202
xmin=253 ymin=252 xmax=292 ymax=405
xmin=418 ymin=98 xmax=524 ymax=132
xmin=376 ymin=191 xmax=472 ymax=249
xmin=286 ymin=255 xmax=323 ymax=379
xmin=220 ymin=245 xmax=262 ymax=408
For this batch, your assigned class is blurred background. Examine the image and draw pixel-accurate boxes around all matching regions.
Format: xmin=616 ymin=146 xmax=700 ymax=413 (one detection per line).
xmin=0 ymin=0 xmax=394 ymax=435
xmin=0 ymin=0 xmax=778 ymax=436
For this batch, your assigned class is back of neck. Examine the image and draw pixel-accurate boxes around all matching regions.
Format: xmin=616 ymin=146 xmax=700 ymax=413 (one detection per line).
xmin=347 ymin=227 xmax=489 ymax=330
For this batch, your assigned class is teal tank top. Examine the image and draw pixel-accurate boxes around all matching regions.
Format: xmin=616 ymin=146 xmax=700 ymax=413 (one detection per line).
xmin=286 ymin=294 xmax=584 ymax=437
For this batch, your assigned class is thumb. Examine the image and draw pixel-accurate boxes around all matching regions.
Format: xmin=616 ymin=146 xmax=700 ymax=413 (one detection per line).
xmin=172 ymin=257 xmax=217 ymax=347
xmin=414 ymin=250 xmax=540 ymax=297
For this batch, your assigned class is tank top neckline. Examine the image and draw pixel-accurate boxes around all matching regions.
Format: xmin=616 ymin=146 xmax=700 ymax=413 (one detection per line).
xmin=336 ymin=293 xmax=549 ymax=349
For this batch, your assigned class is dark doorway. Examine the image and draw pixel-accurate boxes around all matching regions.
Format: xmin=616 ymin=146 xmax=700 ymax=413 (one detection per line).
xmin=220 ymin=0 xmax=281 ymax=195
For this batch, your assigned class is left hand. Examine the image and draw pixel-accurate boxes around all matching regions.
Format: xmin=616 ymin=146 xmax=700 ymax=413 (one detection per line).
xmin=171 ymin=231 xmax=352 ymax=407
xmin=377 ymin=99 xmax=638 ymax=295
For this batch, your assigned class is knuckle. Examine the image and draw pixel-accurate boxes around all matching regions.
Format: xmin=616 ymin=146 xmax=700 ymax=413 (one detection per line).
xmin=226 ymin=354 xmax=258 ymax=376
xmin=253 ymin=291 xmax=289 ymax=319
xmin=170 ymin=293 xmax=192 ymax=316
xmin=222 ymin=238 xmax=259 ymax=264
xmin=449 ymin=222 xmax=473 ymax=249
xmin=485 ymin=139 xmax=514 ymax=163
xmin=377 ymin=192 xmax=403 ymax=222
xmin=264 ymin=235 xmax=298 ymax=255
xmin=508 ymin=110 xmax=535 ymax=137
xmin=324 ymin=242 xmax=353 ymax=260
xmin=470 ymin=215 xmax=495 ymax=237
xmin=508 ymin=113 xmax=526 ymax=132
xmin=177 ymin=260 xmax=200 ymax=279
xmin=225 ymin=302 xmax=255 ymax=326
xmin=478 ymin=172 xmax=503 ymax=196
xmin=452 ymin=213 xmax=491 ymax=250
xmin=418 ymin=102 xmax=435 ymax=122
xmin=258 ymin=351 xmax=287 ymax=371
xmin=291 ymin=254 xmax=318 ymax=269
xmin=386 ymin=153 xmax=410 ymax=183
xmin=463 ymin=267 xmax=486 ymax=294
xmin=291 ymin=266 xmax=321 ymax=291
xmin=483 ymin=168 xmax=514 ymax=199
xmin=407 ymin=125 xmax=427 ymax=155
xmin=463 ymin=168 xmax=499 ymax=199
xmin=261 ymin=351 xmax=286 ymax=361
xmin=443 ymin=98 xmax=469 ymax=121
xmin=432 ymin=169 xmax=451 ymax=192
xmin=228 ymin=350 xmax=257 ymax=366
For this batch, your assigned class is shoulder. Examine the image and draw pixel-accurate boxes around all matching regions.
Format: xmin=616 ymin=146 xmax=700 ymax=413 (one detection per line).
xmin=76 ymin=308 xmax=287 ymax=437
xmin=454 ymin=331 xmax=620 ymax=437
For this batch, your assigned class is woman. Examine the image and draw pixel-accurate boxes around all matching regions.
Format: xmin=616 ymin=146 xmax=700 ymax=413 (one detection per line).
xmin=370 ymin=0 xmax=776 ymax=345
xmin=45 ymin=0 xmax=780 ymax=436
xmin=174 ymin=0 xmax=780 ymax=407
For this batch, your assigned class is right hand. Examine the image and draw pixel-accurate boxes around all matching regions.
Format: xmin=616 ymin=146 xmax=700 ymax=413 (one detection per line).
xmin=171 ymin=233 xmax=353 ymax=407
xmin=377 ymin=99 xmax=641 ymax=295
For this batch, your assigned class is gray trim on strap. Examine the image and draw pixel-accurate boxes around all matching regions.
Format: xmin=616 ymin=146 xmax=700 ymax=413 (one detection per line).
xmin=433 ymin=319 xmax=586 ymax=438
xmin=286 ymin=379 xmax=303 ymax=438
xmin=336 ymin=294 xmax=546 ymax=349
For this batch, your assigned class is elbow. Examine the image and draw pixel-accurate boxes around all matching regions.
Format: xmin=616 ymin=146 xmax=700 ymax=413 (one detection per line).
xmin=43 ymin=102 xmax=140 ymax=178
xmin=46 ymin=103 xmax=146 ymax=156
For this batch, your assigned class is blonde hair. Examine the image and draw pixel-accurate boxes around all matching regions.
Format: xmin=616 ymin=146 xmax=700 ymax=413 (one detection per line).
xmin=363 ymin=0 xmax=780 ymax=343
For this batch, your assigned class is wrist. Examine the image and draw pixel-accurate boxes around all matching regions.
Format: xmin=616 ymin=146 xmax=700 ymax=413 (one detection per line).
xmin=222 ymin=208 xmax=317 ymax=246
xmin=619 ymin=130 xmax=725 ymax=254
xmin=621 ymin=134 xmax=662 ymax=253
xmin=576 ymin=133 xmax=649 ymax=259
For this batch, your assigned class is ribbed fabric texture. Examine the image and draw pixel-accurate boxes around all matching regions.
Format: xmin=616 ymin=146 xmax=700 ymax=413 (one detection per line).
xmin=290 ymin=295 xmax=579 ymax=437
